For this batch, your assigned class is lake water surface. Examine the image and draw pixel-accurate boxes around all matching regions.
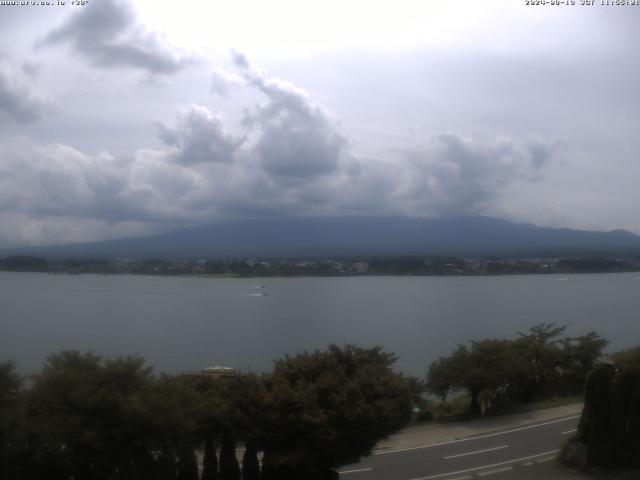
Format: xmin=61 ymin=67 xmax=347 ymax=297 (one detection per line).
xmin=2 ymin=272 xmax=639 ymax=376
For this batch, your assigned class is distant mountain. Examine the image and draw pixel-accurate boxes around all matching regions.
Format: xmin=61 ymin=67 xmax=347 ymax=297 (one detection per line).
xmin=3 ymin=216 xmax=640 ymax=259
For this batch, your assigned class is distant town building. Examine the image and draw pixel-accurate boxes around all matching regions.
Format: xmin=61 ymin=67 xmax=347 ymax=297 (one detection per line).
xmin=182 ymin=365 xmax=238 ymax=381
xmin=350 ymin=262 xmax=370 ymax=274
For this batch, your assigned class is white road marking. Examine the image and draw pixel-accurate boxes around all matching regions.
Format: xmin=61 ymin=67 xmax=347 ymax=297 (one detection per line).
xmin=477 ymin=466 xmax=513 ymax=476
xmin=375 ymin=415 xmax=580 ymax=456
xmin=407 ymin=449 xmax=559 ymax=480
xmin=562 ymin=429 xmax=577 ymax=435
xmin=443 ymin=445 xmax=509 ymax=459
xmin=536 ymin=456 xmax=556 ymax=463
xmin=339 ymin=467 xmax=372 ymax=474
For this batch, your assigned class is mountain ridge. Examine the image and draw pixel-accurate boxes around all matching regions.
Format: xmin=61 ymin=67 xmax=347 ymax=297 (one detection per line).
xmin=2 ymin=216 xmax=640 ymax=259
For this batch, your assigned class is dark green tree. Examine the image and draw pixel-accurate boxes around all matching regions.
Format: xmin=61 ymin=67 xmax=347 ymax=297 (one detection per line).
xmin=0 ymin=361 xmax=22 ymax=480
xmin=513 ymin=323 xmax=567 ymax=401
xmin=0 ymin=255 xmax=48 ymax=272
xmin=257 ymin=344 xmax=412 ymax=478
xmin=202 ymin=435 xmax=219 ymax=480
xmin=576 ymin=349 xmax=640 ymax=468
xmin=578 ymin=364 xmax=615 ymax=466
xmin=610 ymin=346 xmax=640 ymax=468
xmin=153 ymin=450 xmax=178 ymax=480
xmin=219 ymin=431 xmax=241 ymax=480
xmin=611 ymin=346 xmax=640 ymax=373
xmin=24 ymin=351 xmax=202 ymax=479
xmin=609 ymin=369 xmax=639 ymax=467
xmin=26 ymin=351 xmax=157 ymax=479
xmin=426 ymin=340 xmax=514 ymax=414
xmin=559 ymin=331 xmax=608 ymax=394
xmin=177 ymin=448 xmax=199 ymax=480
xmin=241 ymin=443 xmax=261 ymax=480
xmin=210 ymin=373 xmax=266 ymax=479
xmin=145 ymin=374 xmax=203 ymax=473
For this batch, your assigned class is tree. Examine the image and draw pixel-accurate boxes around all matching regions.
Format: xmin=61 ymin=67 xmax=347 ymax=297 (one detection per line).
xmin=576 ymin=346 xmax=640 ymax=469
xmin=219 ymin=431 xmax=241 ymax=480
xmin=242 ymin=443 xmax=261 ymax=480
xmin=152 ymin=450 xmax=178 ymax=480
xmin=0 ymin=362 xmax=22 ymax=480
xmin=426 ymin=324 xmax=604 ymax=414
xmin=560 ymin=332 xmax=608 ymax=394
xmin=257 ymin=344 xmax=412 ymax=478
xmin=610 ymin=345 xmax=640 ymax=373
xmin=512 ymin=323 xmax=567 ymax=401
xmin=426 ymin=340 xmax=515 ymax=414
xmin=425 ymin=346 xmax=467 ymax=401
xmin=0 ymin=361 xmax=20 ymax=407
xmin=578 ymin=364 xmax=615 ymax=466
xmin=177 ymin=448 xmax=199 ymax=480
xmin=610 ymin=346 xmax=640 ymax=468
xmin=145 ymin=374 xmax=203 ymax=474
xmin=201 ymin=435 xmax=219 ymax=480
xmin=25 ymin=352 xmax=157 ymax=479
xmin=0 ymin=255 xmax=48 ymax=272
xmin=21 ymin=351 xmax=208 ymax=479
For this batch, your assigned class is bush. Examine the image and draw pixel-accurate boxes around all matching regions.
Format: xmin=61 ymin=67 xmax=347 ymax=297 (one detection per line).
xmin=559 ymin=437 xmax=587 ymax=470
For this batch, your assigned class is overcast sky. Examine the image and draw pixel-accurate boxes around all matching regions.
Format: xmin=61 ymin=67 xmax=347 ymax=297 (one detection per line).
xmin=0 ymin=0 xmax=638 ymax=247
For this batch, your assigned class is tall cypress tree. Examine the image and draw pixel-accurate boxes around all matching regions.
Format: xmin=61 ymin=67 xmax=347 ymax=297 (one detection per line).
xmin=629 ymin=374 xmax=640 ymax=468
xmin=177 ymin=448 xmax=199 ymax=480
xmin=153 ymin=450 xmax=178 ymax=480
xmin=610 ymin=370 xmax=632 ymax=466
xmin=202 ymin=436 xmax=219 ymax=480
xmin=578 ymin=364 xmax=615 ymax=466
xmin=219 ymin=432 xmax=241 ymax=480
xmin=241 ymin=443 xmax=260 ymax=480
xmin=577 ymin=348 xmax=640 ymax=469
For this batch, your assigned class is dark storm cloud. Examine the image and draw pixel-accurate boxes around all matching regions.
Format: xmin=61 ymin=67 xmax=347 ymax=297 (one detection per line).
xmin=0 ymin=62 xmax=49 ymax=123
xmin=43 ymin=0 xmax=190 ymax=74
xmin=156 ymin=105 xmax=244 ymax=164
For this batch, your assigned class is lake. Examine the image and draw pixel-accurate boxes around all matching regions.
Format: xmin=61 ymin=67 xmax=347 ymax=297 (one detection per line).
xmin=2 ymin=271 xmax=639 ymax=376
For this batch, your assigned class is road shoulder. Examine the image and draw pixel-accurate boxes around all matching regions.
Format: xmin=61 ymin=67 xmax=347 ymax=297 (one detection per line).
xmin=374 ymin=404 xmax=583 ymax=453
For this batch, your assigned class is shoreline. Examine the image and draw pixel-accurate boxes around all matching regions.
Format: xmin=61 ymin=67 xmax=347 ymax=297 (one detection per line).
xmin=1 ymin=269 xmax=640 ymax=279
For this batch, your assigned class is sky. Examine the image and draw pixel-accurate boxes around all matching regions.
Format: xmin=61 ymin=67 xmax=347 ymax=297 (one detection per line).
xmin=0 ymin=0 xmax=639 ymax=247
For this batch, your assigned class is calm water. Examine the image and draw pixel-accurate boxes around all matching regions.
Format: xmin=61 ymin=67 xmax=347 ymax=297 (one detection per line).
xmin=2 ymin=272 xmax=639 ymax=376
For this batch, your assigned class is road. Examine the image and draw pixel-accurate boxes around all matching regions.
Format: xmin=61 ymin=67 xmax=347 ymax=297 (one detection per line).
xmin=339 ymin=414 xmax=580 ymax=480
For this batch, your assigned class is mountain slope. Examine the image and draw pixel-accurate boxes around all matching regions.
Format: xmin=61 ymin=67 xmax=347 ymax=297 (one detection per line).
xmin=3 ymin=216 xmax=640 ymax=259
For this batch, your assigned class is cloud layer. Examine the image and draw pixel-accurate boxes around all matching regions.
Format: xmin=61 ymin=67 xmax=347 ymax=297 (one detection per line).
xmin=0 ymin=55 xmax=556 ymax=246
xmin=0 ymin=62 xmax=49 ymax=123
xmin=44 ymin=0 xmax=190 ymax=74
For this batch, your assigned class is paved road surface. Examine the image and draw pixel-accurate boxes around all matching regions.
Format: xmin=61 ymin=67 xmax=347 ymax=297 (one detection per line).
xmin=339 ymin=414 xmax=581 ymax=480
